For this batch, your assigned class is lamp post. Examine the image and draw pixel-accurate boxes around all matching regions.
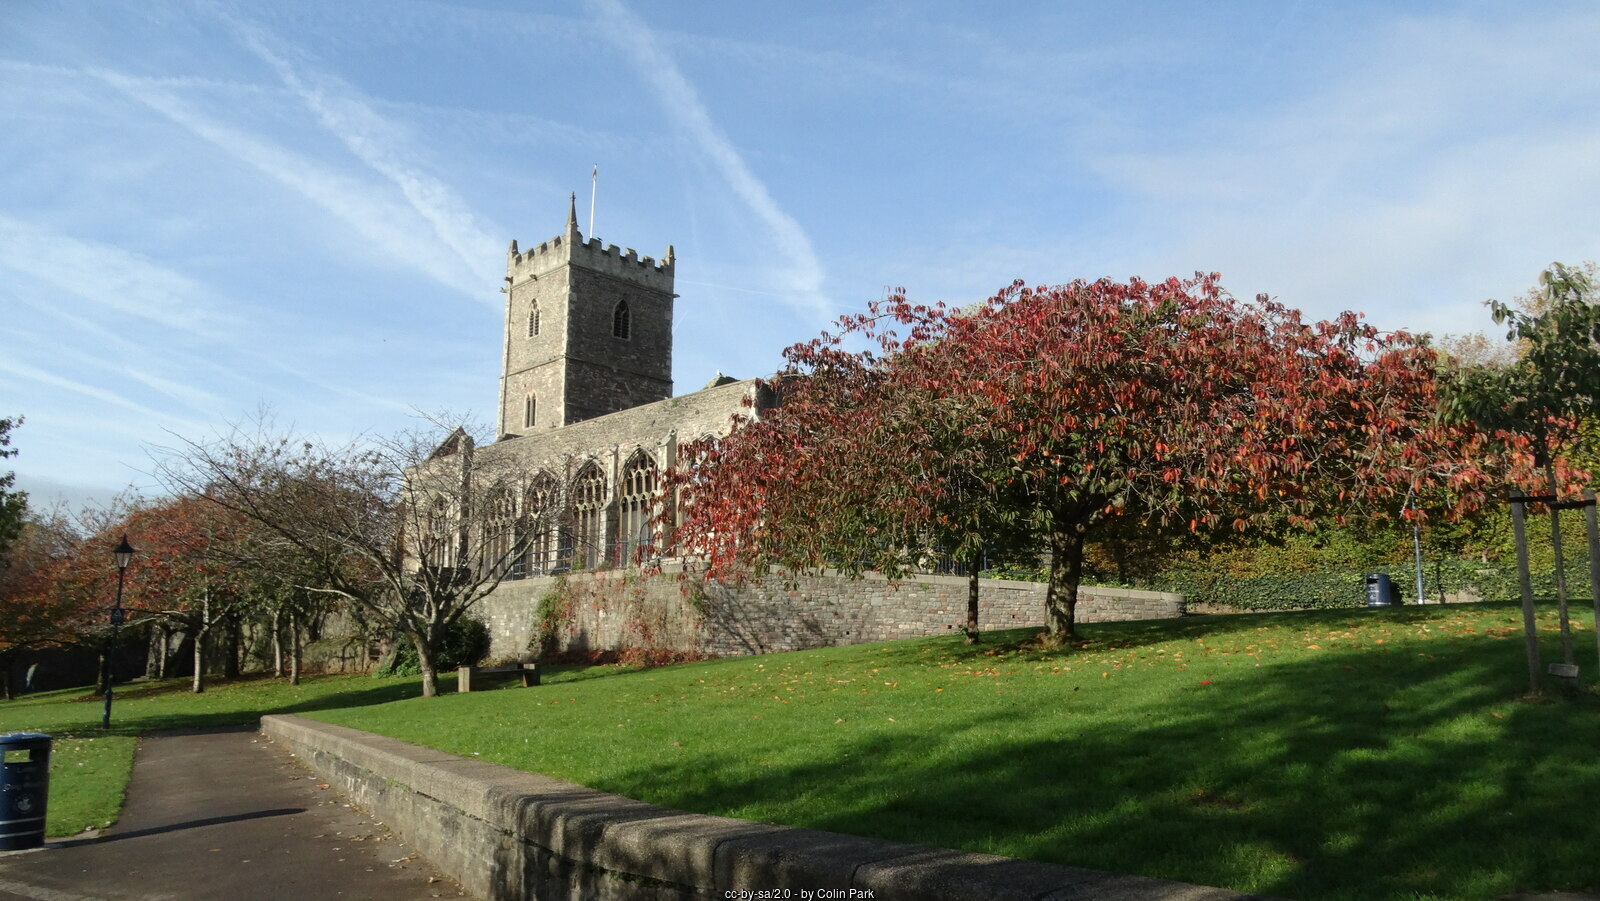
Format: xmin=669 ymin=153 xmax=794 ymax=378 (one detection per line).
xmin=102 ymin=535 xmax=136 ymax=730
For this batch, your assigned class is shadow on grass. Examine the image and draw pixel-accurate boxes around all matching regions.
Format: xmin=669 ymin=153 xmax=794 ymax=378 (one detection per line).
xmin=869 ymin=601 xmax=1539 ymax=666
xmin=587 ymin=618 xmax=1600 ymax=901
xmin=30 ymin=676 xmax=440 ymax=740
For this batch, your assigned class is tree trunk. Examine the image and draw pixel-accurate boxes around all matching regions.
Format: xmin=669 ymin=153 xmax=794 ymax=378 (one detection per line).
xmin=97 ymin=649 xmax=110 ymax=698
xmin=157 ymin=628 xmax=168 ymax=679
xmin=1511 ymin=493 xmax=1541 ymax=695
xmin=146 ymin=626 xmax=162 ymax=680
xmin=193 ymin=594 xmax=209 ymax=694
xmin=289 ymin=608 xmax=302 ymax=687
xmin=414 ymin=631 xmax=439 ymax=698
xmin=1047 ymin=527 xmax=1086 ymax=640
xmin=965 ymin=552 xmax=981 ymax=645
xmin=271 ymin=608 xmax=283 ymax=678
xmin=1546 ymin=464 xmax=1575 ymax=667
xmin=192 ymin=626 xmax=207 ymax=694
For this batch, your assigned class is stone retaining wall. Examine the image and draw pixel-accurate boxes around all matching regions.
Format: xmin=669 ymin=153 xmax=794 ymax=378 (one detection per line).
xmin=262 ymin=714 xmax=1256 ymax=901
xmin=475 ymin=570 xmax=1183 ymax=662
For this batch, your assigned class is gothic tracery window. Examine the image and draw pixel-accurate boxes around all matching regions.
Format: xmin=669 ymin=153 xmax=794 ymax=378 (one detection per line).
xmin=618 ymin=451 xmax=659 ymax=563
xmin=572 ymin=462 xmax=607 ymax=570
xmin=423 ymin=496 xmax=455 ymax=570
xmin=481 ymin=486 xmax=517 ymax=577
xmin=518 ymin=471 xmax=559 ymax=575
xmin=528 ymin=303 xmax=540 ymax=337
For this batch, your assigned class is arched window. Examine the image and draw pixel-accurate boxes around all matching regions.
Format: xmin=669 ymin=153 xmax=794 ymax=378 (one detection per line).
xmin=424 ymin=496 xmax=455 ymax=569
xmin=572 ymin=463 xmax=607 ymax=570
xmin=481 ymin=486 xmax=517 ymax=577
xmin=612 ymin=300 xmax=630 ymax=339
xmin=518 ymin=472 xmax=559 ymax=576
xmin=527 ymin=303 xmax=540 ymax=337
xmin=618 ymin=452 xmax=659 ymax=564
xmin=523 ymin=394 xmax=536 ymax=429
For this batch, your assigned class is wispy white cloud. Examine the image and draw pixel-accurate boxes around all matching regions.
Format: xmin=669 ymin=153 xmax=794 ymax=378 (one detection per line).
xmin=89 ymin=66 xmax=489 ymax=299
xmin=0 ymin=319 xmax=225 ymax=415
xmin=584 ymin=0 xmax=832 ymax=323
xmin=0 ymin=357 xmax=203 ymax=428
xmin=1084 ymin=7 xmax=1600 ymax=337
xmin=0 ymin=215 xmax=229 ymax=338
xmin=216 ymin=9 xmax=503 ymax=287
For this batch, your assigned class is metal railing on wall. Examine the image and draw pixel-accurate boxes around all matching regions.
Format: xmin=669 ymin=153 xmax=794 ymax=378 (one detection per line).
xmin=504 ymin=538 xmax=665 ymax=580
xmin=496 ymin=540 xmax=1046 ymax=582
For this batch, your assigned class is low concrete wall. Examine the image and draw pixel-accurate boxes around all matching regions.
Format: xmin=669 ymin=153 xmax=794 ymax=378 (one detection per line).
xmin=476 ymin=570 xmax=1184 ymax=662
xmin=262 ymin=714 xmax=1258 ymax=901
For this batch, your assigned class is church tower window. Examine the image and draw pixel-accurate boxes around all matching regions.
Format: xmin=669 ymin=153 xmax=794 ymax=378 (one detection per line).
xmin=528 ymin=303 xmax=540 ymax=337
xmin=612 ymin=300 xmax=630 ymax=339
xmin=523 ymin=394 xmax=536 ymax=429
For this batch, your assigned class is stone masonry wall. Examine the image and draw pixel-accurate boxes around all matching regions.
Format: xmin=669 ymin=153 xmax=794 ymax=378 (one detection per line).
xmin=473 ymin=568 xmax=1184 ymax=662
xmin=477 ymin=376 xmax=760 ymax=477
xmin=262 ymin=715 xmax=1250 ymax=901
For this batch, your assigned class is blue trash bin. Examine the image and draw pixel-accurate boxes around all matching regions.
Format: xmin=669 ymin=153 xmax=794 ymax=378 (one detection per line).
xmin=0 ymin=733 xmax=51 ymax=851
xmin=1365 ymin=573 xmax=1395 ymax=607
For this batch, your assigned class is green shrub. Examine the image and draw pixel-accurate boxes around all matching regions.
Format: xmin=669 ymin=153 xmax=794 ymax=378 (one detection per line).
xmin=530 ymin=577 xmax=574 ymax=661
xmin=1157 ymin=558 xmax=1597 ymax=611
xmin=376 ymin=617 xmax=491 ymax=677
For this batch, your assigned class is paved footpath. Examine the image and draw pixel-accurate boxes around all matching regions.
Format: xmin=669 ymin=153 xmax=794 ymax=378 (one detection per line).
xmin=0 ymin=726 xmax=471 ymax=901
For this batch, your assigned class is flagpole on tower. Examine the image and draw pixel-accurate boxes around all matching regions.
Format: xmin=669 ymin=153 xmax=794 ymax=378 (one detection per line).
xmin=588 ymin=165 xmax=598 ymax=238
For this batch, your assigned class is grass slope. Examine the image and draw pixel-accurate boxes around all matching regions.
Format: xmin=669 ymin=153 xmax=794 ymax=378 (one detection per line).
xmin=311 ymin=603 xmax=1600 ymax=901
xmin=0 ymin=673 xmax=426 ymax=836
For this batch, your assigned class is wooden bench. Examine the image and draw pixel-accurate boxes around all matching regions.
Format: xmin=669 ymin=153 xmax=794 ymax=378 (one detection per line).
xmin=457 ymin=662 xmax=541 ymax=692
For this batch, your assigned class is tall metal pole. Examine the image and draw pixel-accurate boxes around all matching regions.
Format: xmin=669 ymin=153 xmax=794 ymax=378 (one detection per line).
xmin=1412 ymin=520 xmax=1426 ymax=604
xmin=1405 ymin=488 xmax=1425 ymax=604
xmin=1512 ymin=493 xmax=1541 ymax=695
xmin=101 ymin=567 xmax=126 ymax=730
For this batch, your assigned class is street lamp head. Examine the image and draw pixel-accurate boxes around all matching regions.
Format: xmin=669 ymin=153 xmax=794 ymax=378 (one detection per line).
xmin=112 ymin=535 xmax=136 ymax=571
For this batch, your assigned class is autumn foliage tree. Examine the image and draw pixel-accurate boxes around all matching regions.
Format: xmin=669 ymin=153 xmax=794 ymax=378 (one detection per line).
xmin=670 ymin=275 xmax=1511 ymax=639
xmin=0 ymin=511 xmax=87 ymax=699
xmin=115 ymin=495 xmax=260 ymax=693
xmin=1444 ymin=263 xmax=1599 ymax=681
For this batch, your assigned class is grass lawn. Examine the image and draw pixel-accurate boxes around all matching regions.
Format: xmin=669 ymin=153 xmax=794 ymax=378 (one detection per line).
xmin=0 ymin=673 xmax=427 ymax=836
xmin=305 ymin=602 xmax=1600 ymax=901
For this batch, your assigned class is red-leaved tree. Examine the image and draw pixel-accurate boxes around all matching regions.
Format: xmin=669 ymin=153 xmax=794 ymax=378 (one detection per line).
xmin=669 ymin=275 xmax=1519 ymax=639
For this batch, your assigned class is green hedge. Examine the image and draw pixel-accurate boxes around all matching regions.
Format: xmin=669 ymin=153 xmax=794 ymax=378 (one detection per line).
xmin=1156 ymin=558 xmax=1598 ymax=612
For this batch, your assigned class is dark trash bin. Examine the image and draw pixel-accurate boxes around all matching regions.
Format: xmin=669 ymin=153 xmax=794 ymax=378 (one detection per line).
xmin=0 ymin=733 xmax=50 ymax=851
xmin=1364 ymin=573 xmax=1399 ymax=607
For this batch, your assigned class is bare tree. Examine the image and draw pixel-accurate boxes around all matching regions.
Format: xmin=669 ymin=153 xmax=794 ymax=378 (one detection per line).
xmin=157 ymin=417 xmax=567 ymax=697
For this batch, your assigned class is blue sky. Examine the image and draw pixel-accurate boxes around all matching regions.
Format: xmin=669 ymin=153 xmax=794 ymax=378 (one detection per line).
xmin=5 ymin=1 xmax=1600 ymax=510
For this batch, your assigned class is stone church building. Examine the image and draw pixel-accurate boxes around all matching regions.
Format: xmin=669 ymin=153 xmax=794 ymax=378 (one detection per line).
xmin=469 ymin=197 xmax=771 ymax=575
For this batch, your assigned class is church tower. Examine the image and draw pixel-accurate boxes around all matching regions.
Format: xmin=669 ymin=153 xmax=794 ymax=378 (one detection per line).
xmin=497 ymin=196 xmax=675 ymax=438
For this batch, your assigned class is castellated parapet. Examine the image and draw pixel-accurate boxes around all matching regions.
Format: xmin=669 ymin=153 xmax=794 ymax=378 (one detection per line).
xmin=506 ymin=234 xmax=675 ymax=294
